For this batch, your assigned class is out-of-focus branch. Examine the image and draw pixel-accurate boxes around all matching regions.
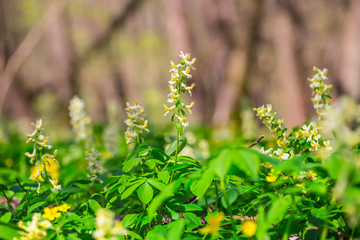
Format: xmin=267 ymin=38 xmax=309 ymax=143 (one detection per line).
xmin=69 ymin=0 xmax=144 ymax=96
xmin=0 ymin=0 xmax=67 ymax=117
xmin=247 ymin=135 xmax=264 ymax=148
xmin=80 ymin=0 xmax=144 ymax=62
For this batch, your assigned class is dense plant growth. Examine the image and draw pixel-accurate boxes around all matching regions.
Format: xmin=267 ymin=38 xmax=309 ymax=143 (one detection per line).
xmin=1 ymin=52 xmax=360 ymax=240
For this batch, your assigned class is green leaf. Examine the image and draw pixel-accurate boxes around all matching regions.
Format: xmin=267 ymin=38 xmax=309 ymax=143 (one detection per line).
xmin=168 ymin=219 xmax=185 ymax=240
xmin=232 ymin=148 xmax=260 ymax=178
xmin=0 ymin=224 xmax=21 ymax=240
xmin=121 ymin=214 xmax=139 ymax=228
xmin=123 ymin=158 xmax=141 ymax=172
xmin=97 ymin=176 xmax=121 ymax=190
xmin=144 ymin=159 xmax=164 ymax=169
xmin=137 ymin=182 xmax=154 ymax=204
xmin=168 ymin=164 xmax=192 ymax=172
xmin=27 ymin=201 xmax=46 ymax=215
xmin=165 ymin=138 xmax=187 ymax=156
xmin=148 ymin=180 xmax=182 ymax=217
xmin=256 ymin=206 xmax=271 ymax=240
xmin=183 ymin=212 xmax=202 ymax=227
xmin=105 ymin=182 xmax=125 ymax=196
xmin=0 ymin=212 xmax=11 ymax=223
xmin=88 ymin=199 xmax=102 ymax=212
xmin=127 ymin=231 xmax=143 ymax=240
xmin=166 ymin=205 xmax=180 ymax=220
xmin=209 ymin=149 xmax=232 ymax=179
xmin=65 ymin=179 xmax=92 ymax=187
xmin=158 ymin=171 xmax=170 ymax=184
xmin=178 ymin=204 xmax=203 ymax=212
xmin=267 ymin=195 xmax=292 ymax=225
xmin=190 ymin=169 xmax=214 ymax=198
xmin=62 ymin=187 xmax=87 ymax=194
xmin=148 ymin=179 xmax=166 ymax=191
xmin=121 ymin=180 xmax=145 ymax=200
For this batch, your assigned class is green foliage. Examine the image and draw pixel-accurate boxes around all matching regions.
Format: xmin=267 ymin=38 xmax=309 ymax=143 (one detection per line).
xmin=1 ymin=59 xmax=360 ymax=240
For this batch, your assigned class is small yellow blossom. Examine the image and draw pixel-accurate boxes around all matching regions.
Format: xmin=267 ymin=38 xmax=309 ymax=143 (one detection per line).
xmin=42 ymin=207 xmax=61 ymax=221
xmin=266 ymin=175 xmax=277 ymax=183
xmin=30 ymin=156 xmax=60 ymax=182
xmin=308 ymin=170 xmax=317 ymax=180
xmin=200 ymin=212 xmax=224 ymax=236
xmin=241 ymin=220 xmax=257 ymax=236
xmin=57 ymin=204 xmax=70 ymax=212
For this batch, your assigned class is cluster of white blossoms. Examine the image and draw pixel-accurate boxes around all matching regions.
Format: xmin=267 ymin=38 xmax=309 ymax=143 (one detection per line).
xmin=254 ymin=67 xmax=335 ymax=161
xmin=163 ymin=51 xmax=196 ymax=129
xmin=124 ymin=101 xmax=149 ymax=144
xmin=68 ymin=96 xmax=92 ymax=142
xmin=25 ymin=119 xmax=61 ymax=193
xmin=15 ymin=213 xmax=52 ymax=240
xmin=93 ymin=209 xmax=127 ymax=240
xmin=85 ymin=148 xmax=102 ymax=184
xmin=308 ymin=67 xmax=332 ymax=118
xmin=254 ymin=104 xmax=290 ymax=149
xmin=294 ymin=122 xmax=331 ymax=151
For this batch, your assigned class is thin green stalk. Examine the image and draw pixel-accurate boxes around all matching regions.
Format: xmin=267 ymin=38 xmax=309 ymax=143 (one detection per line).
xmin=214 ymin=181 xmax=220 ymax=212
xmin=320 ymin=226 xmax=328 ymax=240
xmin=350 ymin=227 xmax=355 ymax=240
xmin=1 ymin=190 xmax=14 ymax=215
xmin=281 ymin=216 xmax=293 ymax=240
xmin=220 ymin=178 xmax=238 ymax=240
xmin=170 ymin=126 xmax=180 ymax=183
xmin=204 ymin=195 xmax=209 ymax=214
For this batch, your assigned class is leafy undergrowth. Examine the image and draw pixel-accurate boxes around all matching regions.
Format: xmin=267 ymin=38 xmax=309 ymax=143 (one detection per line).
xmin=1 ymin=53 xmax=360 ymax=240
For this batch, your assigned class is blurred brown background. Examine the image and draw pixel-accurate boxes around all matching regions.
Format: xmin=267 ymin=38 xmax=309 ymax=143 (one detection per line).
xmin=1 ymin=0 xmax=360 ymax=134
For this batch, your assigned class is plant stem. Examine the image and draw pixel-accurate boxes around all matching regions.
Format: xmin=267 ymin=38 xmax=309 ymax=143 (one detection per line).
xmin=220 ymin=178 xmax=238 ymax=240
xmin=281 ymin=216 xmax=293 ymax=240
xmin=170 ymin=128 xmax=180 ymax=183
xmin=16 ymin=178 xmax=28 ymax=193
xmin=214 ymin=181 xmax=219 ymax=212
xmin=350 ymin=227 xmax=355 ymax=240
xmin=320 ymin=226 xmax=328 ymax=240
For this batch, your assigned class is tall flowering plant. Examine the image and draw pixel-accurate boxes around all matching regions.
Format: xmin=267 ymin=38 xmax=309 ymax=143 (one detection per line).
xmin=164 ymin=51 xmax=196 ymax=133
xmin=163 ymin=52 xmax=196 ymax=180
xmin=25 ymin=119 xmax=61 ymax=193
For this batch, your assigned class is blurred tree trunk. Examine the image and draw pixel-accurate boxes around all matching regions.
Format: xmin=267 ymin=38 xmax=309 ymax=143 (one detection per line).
xmin=338 ymin=0 xmax=360 ymax=100
xmin=45 ymin=0 xmax=75 ymax=105
xmin=0 ymin=0 xmax=33 ymax=121
xmin=271 ymin=0 xmax=306 ymax=127
xmin=163 ymin=0 xmax=191 ymax=55
xmin=194 ymin=0 xmax=232 ymax=124
xmin=212 ymin=0 xmax=264 ymax=127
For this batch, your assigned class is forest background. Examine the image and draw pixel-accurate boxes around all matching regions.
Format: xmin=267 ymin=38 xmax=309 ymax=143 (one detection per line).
xmin=1 ymin=0 xmax=360 ymax=137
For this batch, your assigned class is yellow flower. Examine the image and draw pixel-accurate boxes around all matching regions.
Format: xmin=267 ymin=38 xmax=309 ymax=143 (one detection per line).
xmin=308 ymin=170 xmax=317 ymax=179
xmin=57 ymin=204 xmax=70 ymax=212
xmin=200 ymin=212 xmax=224 ymax=236
xmin=266 ymin=175 xmax=277 ymax=183
xmin=42 ymin=207 xmax=61 ymax=221
xmin=30 ymin=157 xmax=60 ymax=181
xmin=241 ymin=220 xmax=257 ymax=236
